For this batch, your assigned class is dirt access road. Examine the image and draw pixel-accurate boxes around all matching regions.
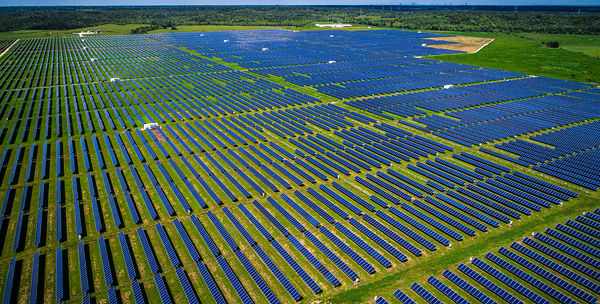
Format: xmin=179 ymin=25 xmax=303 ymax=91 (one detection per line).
xmin=0 ymin=39 xmax=19 ymax=58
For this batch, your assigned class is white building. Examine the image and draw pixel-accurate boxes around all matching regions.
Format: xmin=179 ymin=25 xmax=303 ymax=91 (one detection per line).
xmin=143 ymin=123 xmax=159 ymax=130
xmin=315 ymin=23 xmax=352 ymax=28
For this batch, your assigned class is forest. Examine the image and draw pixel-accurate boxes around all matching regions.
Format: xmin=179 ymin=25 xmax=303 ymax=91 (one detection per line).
xmin=0 ymin=6 xmax=599 ymax=35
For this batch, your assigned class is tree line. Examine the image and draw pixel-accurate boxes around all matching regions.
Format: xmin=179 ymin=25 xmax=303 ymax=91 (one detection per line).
xmin=0 ymin=6 xmax=598 ymax=35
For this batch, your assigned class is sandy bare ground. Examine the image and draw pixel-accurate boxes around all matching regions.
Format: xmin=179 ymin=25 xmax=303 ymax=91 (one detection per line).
xmin=425 ymin=36 xmax=494 ymax=53
xmin=151 ymin=128 xmax=167 ymax=142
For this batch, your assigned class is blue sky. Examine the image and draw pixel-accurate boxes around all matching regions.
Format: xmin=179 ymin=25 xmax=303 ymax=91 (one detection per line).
xmin=3 ymin=0 xmax=600 ymax=6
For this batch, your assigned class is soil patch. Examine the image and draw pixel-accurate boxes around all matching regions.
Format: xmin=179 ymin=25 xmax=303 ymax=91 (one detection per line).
xmin=151 ymin=129 xmax=166 ymax=142
xmin=425 ymin=36 xmax=494 ymax=53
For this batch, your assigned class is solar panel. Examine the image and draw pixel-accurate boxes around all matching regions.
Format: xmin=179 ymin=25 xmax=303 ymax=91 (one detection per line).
xmin=137 ymin=227 xmax=160 ymax=274
xmin=56 ymin=246 xmax=64 ymax=302
xmin=3 ymin=257 xmax=16 ymax=304
xmin=154 ymin=274 xmax=173 ymax=304
xmin=28 ymin=252 xmax=40 ymax=304
xmin=155 ymin=222 xmax=181 ymax=268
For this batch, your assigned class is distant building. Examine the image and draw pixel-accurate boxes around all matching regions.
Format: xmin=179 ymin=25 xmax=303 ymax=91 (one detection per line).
xmin=75 ymin=30 xmax=101 ymax=37
xmin=143 ymin=123 xmax=159 ymax=130
xmin=315 ymin=23 xmax=352 ymax=28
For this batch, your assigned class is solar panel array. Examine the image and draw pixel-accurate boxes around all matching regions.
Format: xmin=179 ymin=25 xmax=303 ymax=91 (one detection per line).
xmin=0 ymin=28 xmax=597 ymax=303
xmin=388 ymin=209 xmax=600 ymax=304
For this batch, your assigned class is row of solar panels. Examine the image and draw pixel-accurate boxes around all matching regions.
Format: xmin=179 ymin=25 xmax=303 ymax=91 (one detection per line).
xmin=0 ymin=120 xmax=576 ymax=208
xmin=347 ymin=76 xmax=582 ymax=118
xmin=285 ymin=61 xmax=465 ymax=87
xmin=0 ymin=156 xmax=584 ymax=303
xmin=424 ymin=99 xmax=600 ymax=147
xmin=2 ymin=113 xmax=435 ymax=203
xmin=1 ymin=87 xmax=366 ymax=151
xmin=534 ymin=149 xmax=600 ymax=191
xmin=253 ymin=56 xmax=423 ymax=78
xmin=0 ymin=63 xmax=316 ymax=120
xmin=385 ymin=209 xmax=600 ymax=304
xmin=0 ymin=39 xmax=231 ymax=92
xmin=1 ymin=133 xmax=577 ymax=253
xmin=317 ymin=68 xmax=521 ymax=99
xmin=0 ymin=89 xmax=320 ymax=146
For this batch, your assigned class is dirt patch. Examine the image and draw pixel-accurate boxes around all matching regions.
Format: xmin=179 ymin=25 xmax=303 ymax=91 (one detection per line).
xmin=151 ymin=129 xmax=166 ymax=142
xmin=425 ymin=36 xmax=494 ymax=53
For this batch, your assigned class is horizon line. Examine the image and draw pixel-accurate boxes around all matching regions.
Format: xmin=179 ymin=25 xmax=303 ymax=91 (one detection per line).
xmin=2 ymin=4 xmax=600 ymax=7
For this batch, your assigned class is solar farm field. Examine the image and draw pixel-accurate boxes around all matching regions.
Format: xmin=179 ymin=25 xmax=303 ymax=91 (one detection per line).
xmin=0 ymin=29 xmax=598 ymax=304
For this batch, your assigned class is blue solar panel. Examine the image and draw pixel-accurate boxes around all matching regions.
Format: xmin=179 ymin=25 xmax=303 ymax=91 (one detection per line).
xmin=98 ymin=236 xmax=114 ymax=287
xmin=190 ymin=213 xmax=221 ymax=257
xmin=137 ymin=227 xmax=160 ymax=274
xmin=350 ymin=216 xmax=408 ymax=261
xmin=510 ymin=241 xmax=600 ymax=294
xmin=55 ymin=246 xmax=64 ymax=302
xmin=443 ymin=269 xmax=497 ymax=304
xmin=28 ymin=252 xmax=40 ymax=304
xmin=497 ymin=247 xmax=595 ymax=304
xmin=472 ymin=257 xmax=549 ymax=304
xmin=237 ymin=203 xmax=273 ymax=242
xmin=154 ymin=274 xmax=173 ymax=304
xmin=458 ymin=263 xmax=523 ymax=304
xmin=305 ymin=230 xmax=357 ymax=281
xmin=194 ymin=260 xmax=227 ymax=304
xmin=423 ymin=196 xmax=485 ymax=233
xmin=3 ymin=257 xmax=16 ymax=304
xmin=394 ymin=289 xmax=417 ymax=304
xmin=217 ymin=255 xmax=254 ymax=303
xmin=118 ymin=231 xmax=138 ymax=281
xmin=176 ymin=268 xmax=199 ymax=304
xmin=411 ymin=282 xmax=442 ymax=304
xmin=131 ymin=280 xmax=146 ymax=304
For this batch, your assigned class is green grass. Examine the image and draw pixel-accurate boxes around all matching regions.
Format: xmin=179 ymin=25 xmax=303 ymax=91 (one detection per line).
xmin=0 ymin=25 xmax=599 ymax=304
xmin=561 ymin=45 xmax=600 ymax=58
xmin=425 ymin=31 xmax=600 ymax=84
xmin=0 ymin=23 xmax=309 ymax=40
xmin=513 ymin=32 xmax=600 ymax=46
xmin=0 ymin=24 xmax=151 ymax=39
xmin=515 ymin=32 xmax=600 ymax=58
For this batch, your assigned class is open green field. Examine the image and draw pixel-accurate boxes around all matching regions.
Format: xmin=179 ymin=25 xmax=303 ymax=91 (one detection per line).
xmin=425 ymin=31 xmax=600 ymax=84
xmin=561 ymin=45 xmax=600 ymax=57
xmin=0 ymin=24 xmax=295 ymax=39
xmin=0 ymin=24 xmax=151 ymax=39
xmin=0 ymin=24 xmax=314 ymax=40
xmin=520 ymin=33 xmax=600 ymax=58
